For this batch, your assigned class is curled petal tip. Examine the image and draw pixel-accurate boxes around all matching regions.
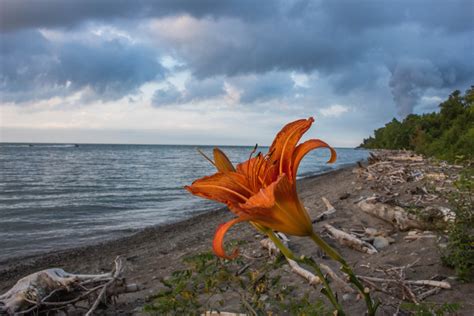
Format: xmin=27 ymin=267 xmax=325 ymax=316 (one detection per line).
xmin=326 ymin=146 xmax=337 ymax=164
xmin=213 ymin=218 xmax=245 ymax=259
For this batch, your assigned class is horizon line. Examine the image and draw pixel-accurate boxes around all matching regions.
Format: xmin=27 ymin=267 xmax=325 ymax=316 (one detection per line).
xmin=0 ymin=141 xmax=358 ymax=149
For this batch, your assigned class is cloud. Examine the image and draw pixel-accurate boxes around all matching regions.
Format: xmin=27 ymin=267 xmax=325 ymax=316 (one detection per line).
xmin=389 ymin=59 xmax=443 ymax=116
xmin=0 ymin=0 xmax=473 ymax=147
xmin=319 ymin=104 xmax=349 ymax=118
xmin=144 ymin=3 xmax=473 ymax=114
xmin=1 ymin=29 xmax=165 ymax=104
xmin=152 ymin=84 xmax=183 ymax=106
xmin=0 ymin=0 xmax=281 ymax=32
xmin=152 ymin=77 xmax=224 ymax=106
xmin=152 ymin=72 xmax=296 ymax=107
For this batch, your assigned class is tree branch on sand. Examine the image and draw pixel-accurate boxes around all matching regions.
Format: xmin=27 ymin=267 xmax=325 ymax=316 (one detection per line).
xmin=0 ymin=256 xmax=138 ymax=315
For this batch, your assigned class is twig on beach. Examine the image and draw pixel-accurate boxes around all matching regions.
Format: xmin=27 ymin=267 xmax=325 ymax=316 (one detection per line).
xmin=319 ymin=263 xmax=354 ymax=293
xmin=323 ymin=224 xmax=378 ymax=254
xmin=357 ymin=276 xmax=451 ymax=289
xmin=312 ymin=197 xmax=337 ymax=223
xmin=85 ymin=256 xmax=123 ymax=316
xmin=357 ymin=258 xmax=451 ymax=306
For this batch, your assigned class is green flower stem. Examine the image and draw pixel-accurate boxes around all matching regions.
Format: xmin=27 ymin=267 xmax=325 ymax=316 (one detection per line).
xmin=309 ymin=232 xmax=378 ymax=316
xmin=265 ymin=230 xmax=345 ymax=316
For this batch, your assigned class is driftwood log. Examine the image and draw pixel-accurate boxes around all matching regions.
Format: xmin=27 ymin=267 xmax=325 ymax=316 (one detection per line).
xmin=357 ymin=198 xmax=425 ymax=231
xmin=0 ymin=256 xmax=138 ymax=315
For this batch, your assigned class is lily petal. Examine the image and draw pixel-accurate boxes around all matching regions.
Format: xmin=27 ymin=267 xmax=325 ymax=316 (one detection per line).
xmin=268 ymin=117 xmax=314 ymax=178
xmin=185 ymin=172 xmax=250 ymax=205
xmin=291 ymin=139 xmax=337 ymax=180
xmin=213 ymin=148 xmax=236 ymax=172
xmin=238 ymin=175 xmax=313 ymax=236
xmin=213 ymin=217 xmax=246 ymax=259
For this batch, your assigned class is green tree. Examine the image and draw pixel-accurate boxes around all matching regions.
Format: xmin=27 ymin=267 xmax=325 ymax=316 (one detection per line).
xmin=361 ymin=87 xmax=474 ymax=163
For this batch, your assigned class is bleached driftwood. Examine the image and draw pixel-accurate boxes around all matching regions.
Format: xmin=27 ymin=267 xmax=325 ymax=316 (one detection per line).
xmin=323 ymin=224 xmax=378 ymax=255
xmin=262 ymin=232 xmax=354 ymax=292
xmin=0 ymin=256 xmax=137 ymax=315
xmin=404 ymin=230 xmax=437 ymax=241
xmin=386 ymin=155 xmax=423 ymax=162
xmin=423 ymin=206 xmax=456 ymax=223
xmin=312 ymin=197 xmax=337 ymax=222
xmin=260 ymin=236 xmax=320 ymax=285
xmin=287 ymin=259 xmax=321 ymax=285
xmin=260 ymin=237 xmax=280 ymax=256
xmin=357 ymin=199 xmax=425 ymax=231
xmin=319 ymin=263 xmax=354 ymax=293
xmin=321 ymin=197 xmax=335 ymax=213
xmin=357 ymin=275 xmax=451 ymax=289
xmin=425 ymin=173 xmax=447 ymax=181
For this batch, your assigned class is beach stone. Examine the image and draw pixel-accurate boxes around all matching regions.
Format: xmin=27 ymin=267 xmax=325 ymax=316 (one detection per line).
xmin=342 ymin=294 xmax=352 ymax=301
xmin=373 ymin=236 xmax=389 ymax=249
xmin=365 ymin=227 xmax=378 ymax=236
xmin=339 ymin=192 xmax=351 ymax=200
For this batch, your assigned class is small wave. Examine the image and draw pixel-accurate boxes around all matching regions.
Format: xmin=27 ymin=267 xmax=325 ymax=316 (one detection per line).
xmin=1 ymin=144 xmax=79 ymax=148
xmin=297 ymin=166 xmax=334 ymax=179
xmin=1 ymin=144 xmax=30 ymax=148
xmin=34 ymin=144 xmax=78 ymax=148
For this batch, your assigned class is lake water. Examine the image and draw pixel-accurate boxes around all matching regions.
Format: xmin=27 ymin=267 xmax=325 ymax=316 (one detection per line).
xmin=0 ymin=144 xmax=368 ymax=260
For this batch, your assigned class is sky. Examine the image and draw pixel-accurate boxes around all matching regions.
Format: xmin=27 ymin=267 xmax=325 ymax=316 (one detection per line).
xmin=0 ymin=0 xmax=473 ymax=147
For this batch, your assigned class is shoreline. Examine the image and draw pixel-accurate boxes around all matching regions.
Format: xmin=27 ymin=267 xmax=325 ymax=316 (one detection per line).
xmin=0 ymin=165 xmax=353 ymax=276
xmin=0 ymin=162 xmax=360 ymax=265
xmin=2 ymin=153 xmax=473 ymax=315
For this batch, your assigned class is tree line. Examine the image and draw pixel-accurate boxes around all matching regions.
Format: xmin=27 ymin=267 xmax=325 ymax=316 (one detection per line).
xmin=360 ymin=87 xmax=474 ymax=162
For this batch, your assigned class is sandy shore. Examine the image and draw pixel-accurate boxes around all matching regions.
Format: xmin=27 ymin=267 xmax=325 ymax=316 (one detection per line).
xmin=1 ymin=158 xmax=473 ymax=315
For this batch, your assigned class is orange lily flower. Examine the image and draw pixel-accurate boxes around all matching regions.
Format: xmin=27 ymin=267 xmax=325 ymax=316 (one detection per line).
xmin=185 ymin=117 xmax=336 ymax=259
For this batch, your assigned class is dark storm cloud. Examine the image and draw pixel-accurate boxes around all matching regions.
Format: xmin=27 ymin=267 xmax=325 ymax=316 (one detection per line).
xmin=319 ymin=0 xmax=474 ymax=33
xmin=0 ymin=0 xmax=280 ymax=32
xmin=1 ymin=0 xmax=473 ymax=115
xmin=388 ymin=59 xmax=443 ymax=117
xmin=2 ymin=0 xmax=472 ymax=33
xmin=152 ymin=9 xmax=471 ymax=115
xmin=145 ymin=0 xmax=473 ymax=115
xmin=1 ymin=30 xmax=165 ymax=103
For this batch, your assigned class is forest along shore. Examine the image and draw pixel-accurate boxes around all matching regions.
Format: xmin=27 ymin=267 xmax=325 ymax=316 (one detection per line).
xmin=1 ymin=150 xmax=472 ymax=315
